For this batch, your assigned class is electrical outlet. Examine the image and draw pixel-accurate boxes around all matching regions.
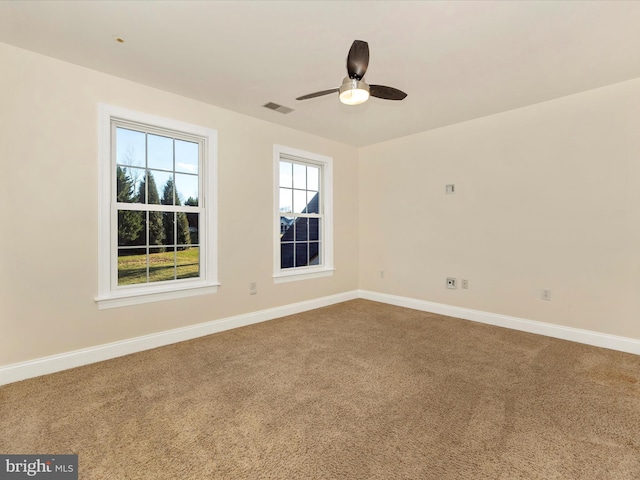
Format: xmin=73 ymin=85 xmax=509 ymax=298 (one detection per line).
xmin=380 ymin=270 xmax=385 ymax=279
xmin=541 ymin=289 xmax=551 ymax=301
xmin=250 ymin=281 xmax=257 ymax=295
xmin=445 ymin=184 xmax=455 ymax=194
xmin=461 ymin=279 xmax=468 ymax=289
xmin=446 ymin=277 xmax=457 ymax=289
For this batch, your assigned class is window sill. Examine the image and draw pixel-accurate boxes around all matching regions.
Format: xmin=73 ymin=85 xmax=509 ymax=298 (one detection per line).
xmin=273 ymin=268 xmax=334 ymax=284
xmin=95 ymin=282 xmax=220 ymax=310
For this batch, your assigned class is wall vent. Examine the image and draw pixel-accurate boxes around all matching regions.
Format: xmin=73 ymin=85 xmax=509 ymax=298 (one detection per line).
xmin=263 ymin=102 xmax=294 ymax=114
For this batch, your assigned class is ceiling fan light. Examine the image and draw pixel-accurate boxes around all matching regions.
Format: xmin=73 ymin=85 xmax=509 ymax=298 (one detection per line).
xmin=340 ymin=89 xmax=369 ymax=105
xmin=339 ymin=78 xmax=370 ymax=105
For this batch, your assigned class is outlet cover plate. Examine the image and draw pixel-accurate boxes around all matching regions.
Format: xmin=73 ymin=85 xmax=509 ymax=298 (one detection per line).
xmin=446 ymin=277 xmax=457 ymax=289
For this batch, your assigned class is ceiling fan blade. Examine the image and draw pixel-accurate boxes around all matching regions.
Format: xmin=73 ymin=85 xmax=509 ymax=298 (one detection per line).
xmin=347 ymin=40 xmax=369 ymax=80
xmin=296 ymin=88 xmax=339 ymax=101
xmin=369 ymin=85 xmax=407 ymax=101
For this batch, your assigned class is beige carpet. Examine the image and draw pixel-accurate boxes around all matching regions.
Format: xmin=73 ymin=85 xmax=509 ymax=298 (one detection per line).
xmin=1 ymin=299 xmax=639 ymax=479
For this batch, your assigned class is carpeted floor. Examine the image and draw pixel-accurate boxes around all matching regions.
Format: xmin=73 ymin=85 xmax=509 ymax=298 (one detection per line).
xmin=1 ymin=299 xmax=639 ymax=479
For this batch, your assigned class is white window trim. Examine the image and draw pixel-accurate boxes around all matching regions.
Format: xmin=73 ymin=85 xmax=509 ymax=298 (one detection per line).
xmin=273 ymin=144 xmax=334 ymax=283
xmin=96 ymin=104 xmax=219 ymax=309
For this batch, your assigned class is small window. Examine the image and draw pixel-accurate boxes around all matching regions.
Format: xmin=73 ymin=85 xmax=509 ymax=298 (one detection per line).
xmin=274 ymin=145 xmax=333 ymax=282
xmin=97 ymin=105 xmax=218 ymax=308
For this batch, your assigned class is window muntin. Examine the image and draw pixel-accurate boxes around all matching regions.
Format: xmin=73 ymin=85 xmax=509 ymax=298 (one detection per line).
xmin=274 ymin=146 xmax=333 ymax=282
xmin=97 ymin=104 xmax=218 ymax=309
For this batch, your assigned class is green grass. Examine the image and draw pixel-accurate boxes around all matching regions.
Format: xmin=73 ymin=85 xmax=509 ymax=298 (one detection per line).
xmin=118 ymin=247 xmax=199 ymax=285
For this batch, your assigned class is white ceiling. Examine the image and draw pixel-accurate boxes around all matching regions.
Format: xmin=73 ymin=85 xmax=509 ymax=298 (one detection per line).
xmin=2 ymin=0 xmax=640 ymax=147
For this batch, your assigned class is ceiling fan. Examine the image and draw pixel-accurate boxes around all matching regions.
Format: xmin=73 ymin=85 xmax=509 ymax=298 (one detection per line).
xmin=296 ymin=40 xmax=407 ymax=106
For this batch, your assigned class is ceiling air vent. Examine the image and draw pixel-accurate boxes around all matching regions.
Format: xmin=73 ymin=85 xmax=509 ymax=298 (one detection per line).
xmin=263 ymin=102 xmax=294 ymax=115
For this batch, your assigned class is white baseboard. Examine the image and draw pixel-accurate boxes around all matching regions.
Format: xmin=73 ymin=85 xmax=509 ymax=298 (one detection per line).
xmin=3 ymin=289 xmax=639 ymax=386
xmin=0 ymin=291 xmax=358 ymax=386
xmin=359 ymin=290 xmax=640 ymax=356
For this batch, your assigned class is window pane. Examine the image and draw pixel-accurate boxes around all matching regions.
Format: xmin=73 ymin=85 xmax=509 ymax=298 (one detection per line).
xmin=177 ymin=247 xmax=199 ymax=279
xmin=176 ymin=212 xmax=191 ymax=246
xmin=117 ymin=166 xmax=144 ymax=204
xmin=148 ymin=134 xmax=173 ymax=171
xmin=280 ymin=216 xmax=294 ymax=239
xmin=149 ymin=247 xmax=175 ymax=283
xmin=280 ymin=188 xmax=292 ymax=213
xmin=139 ymin=170 xmax=166 ymax=205
xmin=186 ymin=213 xmax=199 ymax=244
xmin=148 ymin=211 xmax=165 ymax=245
xmin=116 ymin=127 xmax=145 ymax=168
xmin=162 ymin=211 xmax=175 ymax=246
xmin=293 ymin=163 xmax=306 ymax=189
xmin=307 ymin=166 xmax=319 ymax=191
xmin=309 ymin=242 xmax=320 ymax=265
xmin=293 ymin=189 xmax=307 ymax=213
xmin=281 ymin=243 xmax=294 ymax=269
xmin=280 ymin=161 xmax=292 ymax=188
xmin=309 ymin=218 xmax=320 ymax=241
xmin=118 ymin=210 xmax=146 ymax=246
xmin=295 ymin=243 xmax=308 ymax=267
xmin=175 ymin=173 xmax=198 ymax=206
xmin=305 ymin=192 xmax=319 ymax=214
xmin=128 ymin=167 xmax=145 ymax=203
xmin=295 ymin=218 xmax=308 ymax=241
xmin=175 ymin=139 xmax=199 ymax=174
xmin=118 ymin=247 xmax=147 ymax=286
xmin=159 ymin=174 xmax=175 ymax=206
xmin=153 ymin=170 xmax=173 ymax=205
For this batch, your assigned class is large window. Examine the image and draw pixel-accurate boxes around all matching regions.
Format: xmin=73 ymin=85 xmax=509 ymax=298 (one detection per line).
xmin=274 ymin=145 xmax=333 ymax=282
xmin=97 ymin=105 xmax=218 ymax=308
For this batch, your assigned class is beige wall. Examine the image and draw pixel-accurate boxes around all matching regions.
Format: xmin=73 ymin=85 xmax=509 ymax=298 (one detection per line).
xmin=359 ymin=78 xmax=640 ymax=339
xmin=0 ymin=43 xmax=359 ymax=366
xmin=3 ymin=41 xmax=640 ymax=369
